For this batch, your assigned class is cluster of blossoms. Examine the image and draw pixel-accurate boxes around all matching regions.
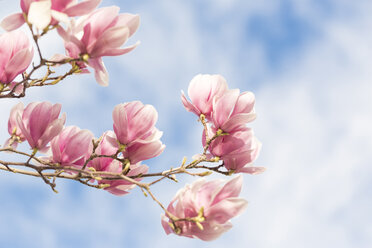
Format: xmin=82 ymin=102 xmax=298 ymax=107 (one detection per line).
xmin=181 ymin=74 xmax=264 ymax=174
xmin=0 ymin=0 xmax=264 ymax=242
xmin=0 ymin=0 xmax=139 ymax=91
xmin=5 ymin=101 xmax=164 ymax=195
xmin=160 ymin=74 xmax=264 ymax=240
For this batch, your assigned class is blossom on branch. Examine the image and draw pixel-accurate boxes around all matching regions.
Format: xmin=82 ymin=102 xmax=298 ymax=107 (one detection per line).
xmin=15 ymin=101 xmax=66 ymax=153
xmin=87 ymin=131 xmax=149 ymax=196
xmin=0 ymin=30 xmax=33 ymax=85
xmin=162 ymin=175 xmax=247 ymax=241
xmin=1 ymin=0 xmax=101 ymax=31
xmin=181 ymin=74 xmax=228 ymax=120
xmin=50 ymin=125 xmax=94 ymax=168
xmin=182 ymin=74 xmax=264 ymax=174
xmin=112 ymin=101 xmax=165 ymax=162
xmin=204 ymin=127 xmax=264 ymax=174
xmin=57 ymin=6 xmax=140 ymax=86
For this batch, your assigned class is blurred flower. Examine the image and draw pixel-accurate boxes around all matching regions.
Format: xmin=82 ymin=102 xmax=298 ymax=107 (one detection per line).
xmin=0 ymin=30 xmax=33 ymax=85
xmin=57 ymin=6 xmax=140 ymax=85
xmin=181 ymin=74 xmax=228 ymax=120
xmin=15 ymin=101 xmax=66 ymax=152
xmin=162 ymin=176 xmax=247 ymax=241
xmin=1 ymin=0 xmax=101 ymax=31
xmin=50 ymin=125 xmax=94 ymax=168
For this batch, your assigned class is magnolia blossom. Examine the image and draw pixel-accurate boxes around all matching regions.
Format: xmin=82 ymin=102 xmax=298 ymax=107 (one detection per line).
xmin=205 ymin=127 xmax=264 ymax=174
xmin=98 ymin=161 xmax=148 ymax=196
xmin=0 ymin=30 xmax=33 ymax=85
xmin=88 ymin=131 xmax=118 ymax=172
xmin=87 ymin=131 xmax=148 ymax=196
xmin=16 ymin=101 xmax=66 ymax=152
xmin=57 ymin=6 xmax=140 ymax=86
xmin=50 ymin=126 xmax=94 ymax=168
xmin=1 ymin=0 xmax=101 ymax=31
xmin=4 ymin=102 xmax=26 ymax=148
xmin=181 ymin=74 xmax=228 ymax=120
xmin=113 ymin=101 xmax=159 ymax=145
xmin=162 ymin=176 xmax=247 ymax=241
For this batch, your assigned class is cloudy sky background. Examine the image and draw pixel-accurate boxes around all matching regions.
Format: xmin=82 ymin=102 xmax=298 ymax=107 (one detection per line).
xmin=0 ymin=0 xmax=371 ymax=247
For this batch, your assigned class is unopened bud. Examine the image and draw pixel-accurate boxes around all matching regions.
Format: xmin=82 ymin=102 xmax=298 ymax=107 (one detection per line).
xmin=99 ymin=183 xmax=110 ymax=189
xmin=81 ymin=54 xmax=90 ymax=62
xmin=198 ymin=171 xmax=213 ymax=177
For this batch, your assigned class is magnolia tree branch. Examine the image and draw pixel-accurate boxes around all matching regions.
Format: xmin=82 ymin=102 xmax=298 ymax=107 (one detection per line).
xmin=0 ymin=21 xmax=84 ymax=99
xmin=0 ymin=2 xmax=263 ymax=241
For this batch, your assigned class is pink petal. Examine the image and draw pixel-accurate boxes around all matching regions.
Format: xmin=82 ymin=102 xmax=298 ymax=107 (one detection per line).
xmin=192 ymin=222 xmax=232 ymax=241
xmin=212 ymin=89 xmax=240 ymax=128
xmin=8 ymin=102 xmax=24 ymax=135
xmin=4 ymin=47 xmax=33 ymax=83
xmin=96 ymin=41 xmax=139 ymax=57
xmin=117 ymin=13 xmax=140 ymax=36
xmin=89 ymin=26 xmax=129 ymax=57
xmin=37 ymin=117 xmax=65 ymax=151
xmin=88 ymin=58 xmax=109 ymax=86
xmin=232 ymin=91 xmax=255 ymax=116
xmin=126 ymin=141 xmax=165 ymax=164
xmin=127 ymin=163 xmax=149 ymax=177
xmin=211 ymin=175 xmax=243 ymax=205
xmin=0 ymin=13 xmax=25 ymax=31
xmin=238 ymin=166 xmax=266 ymax=174
xmin=112 ymin=104 xmax=129 ymax=144
xmin=221 ymin=113 xmax=256 ymax=132
xmin=16 ymin=113 xmax=35 ymax=148
xmin=82 ymin=6 xmax=120 ymax=47
xmin=181 ymin=90 xmax=201 ymax=116
xmin=62 ymin=129 xmax=93 ymax=164
xmin=64 ymin=0 xmax=101 ymax=16
xmin=206 ymin=198 xmax=248 ymax=224
xmin=131 ymin=105 xmax=158 ymax=140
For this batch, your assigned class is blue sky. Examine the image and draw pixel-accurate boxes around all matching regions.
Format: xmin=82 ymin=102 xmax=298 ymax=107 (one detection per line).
xmin=0 ymin=0 xmax=371 ymax=247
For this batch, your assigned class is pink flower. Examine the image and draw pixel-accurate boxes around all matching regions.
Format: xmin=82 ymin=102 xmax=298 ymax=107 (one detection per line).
xmin=4 ymin=102 xmax=25 ymax=149
xmin=204 ymin=127 xmax=264 ymax=174
xmin=57 ymin=6 xmax=140 ymax=86
xmin=98 ymin=161 xmax=148 ymax=196
xmin=112 ymin=101 xmax=159 ymax=146
xmin=16 ymin=102 xmax=66 ymax=152
xmin=162 ymin=176 xmax=248 ymax=241
xmin=181 ymin=74 xmax=228 ymax=120
xmin=0 ymin=30 xmax=33 ymax=85
xmin=87 ymin=131 xmax=148 ymax=196
xmin=50 ymin=126 xmax=94 ymax=168
xmin=211 ymin=89 xmax=256 ymax=133
xmin=1 ymin=0 xmax=101 ymax=31
xmin=88 ymin=131 xmax=118 ymax=172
